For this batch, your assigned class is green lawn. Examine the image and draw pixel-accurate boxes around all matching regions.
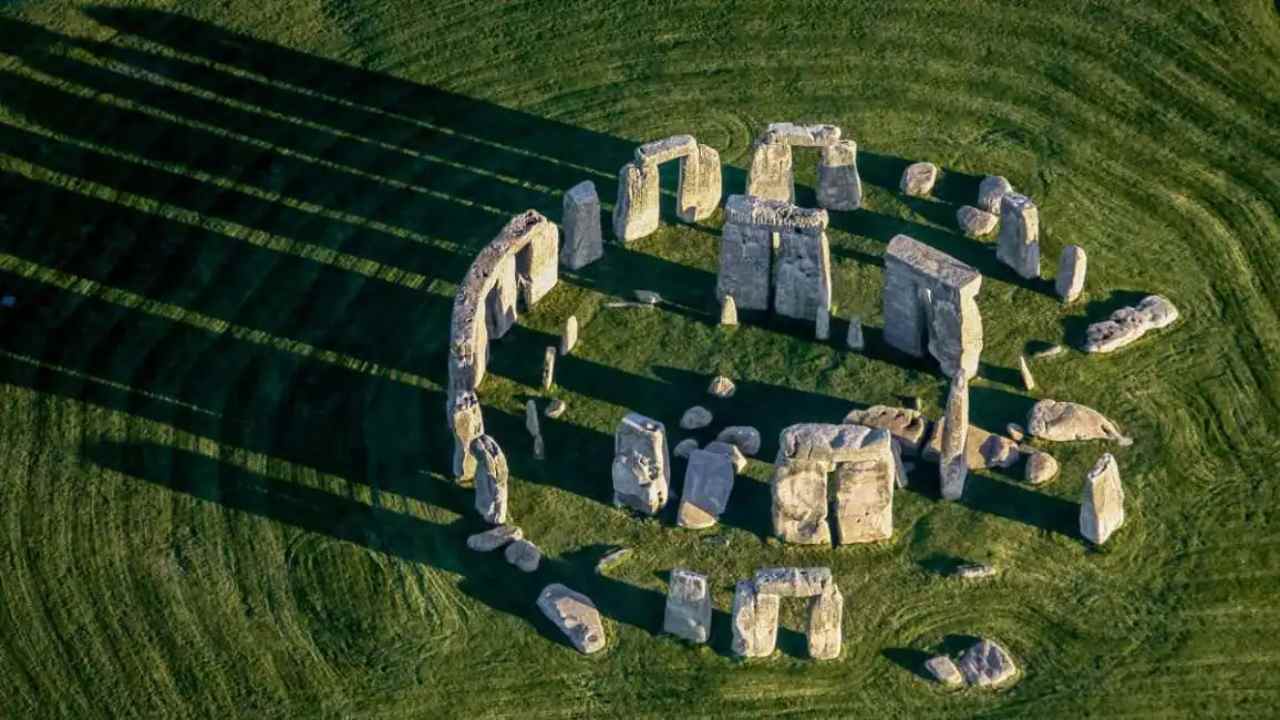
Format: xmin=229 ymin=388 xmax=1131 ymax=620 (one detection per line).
xmin=1 ymin=1 xmax=1279 ymax=717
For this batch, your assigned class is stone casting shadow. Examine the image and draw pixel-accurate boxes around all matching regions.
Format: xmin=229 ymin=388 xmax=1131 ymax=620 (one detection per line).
xmin=1062 ymin=288 xmax=1151 ymax=349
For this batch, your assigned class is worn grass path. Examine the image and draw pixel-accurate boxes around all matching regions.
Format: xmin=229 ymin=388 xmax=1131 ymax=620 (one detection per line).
xmin=0 ymin=1 xmax=1278 ymax=717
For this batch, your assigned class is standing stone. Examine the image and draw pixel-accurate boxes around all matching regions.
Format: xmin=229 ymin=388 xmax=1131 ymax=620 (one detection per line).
xmin=677 ymin=449 xmax=736 ymax=529
xmin=940 ymin=373 xmax=969 ymax=501
xmin=958 ymin=638 xmax=1019 ymax=688
xmin=663 ymin=569 xmax=712 ymax=643
xmin=816 ymin=299 xmax=831 ymax=341
xmin=817 ymin=139 xmax=862 ymax=210
xmin=717 ymin=426 xmax=762 ymax=456
xmin=504 ymin=539 xmax=542 ymax=572
xmin=449 ymin=390 xmax=484 ymax=481
xmin=1055 ymin=244 xmax=1086 ymax=303
xmin=720 ymin=294 xmax=738 ymax=326
xmin=806 ymin=585 xmax=843 ymax=660
xmin=883 ymin=235 xmax=983 ymax=379
xmin=842 ymin=405 xmax=930 ymax=457
xmin=771 ymin=460 xmax=832 ymax=545
xmin=956 ymin=205 xmax=998 ymax=238
xmin=1081 ymin=453 xmax=1125 ymax=544
xmin=977 ymin=175 xmax=1013 ymax=213
xmin=716 ymin=221 xmax=773 ymax=311
xmin=560 ymin=315 xmax=578 ymax=356
xmin=746 ymin=141 xmax=794 ymax=203
xmin=925 ymin=655 xmax=965 ymax=687
xmin=544 ymin=399 xmax=567 ymax=419
xmin=996 ymin=193 xmax=1040 ymax=279
xmin=773 ymin=229 xmax=832 ymax=324
xmin=612 ymin=412 xmax=671 ymax=514
xmin=831 ymin=455 xmax=895 ymax=544
xmin=466 ymin=524 xmax=523 ymax=552
xmin=1083 ymin=295 xmax=1179 ymax=353
xmin=673 ymin=438 xmax=699 ymax=459
xmin=472 ymin=434 xmax=509 ymax=524
xmin=1025 ymin=451 xmax=1060 ymax=485
xmin=613 ymin=161 xmax=659 ymax=242
xmin=561 ymin=180 xmax=603 ymax=269
xmin=537 ymin=584 xmax=607 ymax=654
xmin=900 ymin=162 xmax=939 ymax=197
xmin=680 ymin=406 xmax=713 ymax=430
xmin=677 ymin=144 xmax=722 ymax=223
xmin=1026 ymin=399 xmax=1129 ymax=444
xmin=752 ymin=567 xmax=833 ymax=597
xmin=731 ymin=580 xmax=780 ymax=657
xmin=541 ymin=346 xmax=556 ymax=391
xmin=1018 ymin=355 xmax=1036 ymax=391
xmin=846 ymin=315 xmax=864 ymax=350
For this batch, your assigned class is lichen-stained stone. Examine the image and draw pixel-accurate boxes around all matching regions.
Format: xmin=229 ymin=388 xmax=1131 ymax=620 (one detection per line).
xmin=466 ymin=524 xmax=523 ymax=552
xmin=817 ymin=140 xmax=862 ymax=211
xmin=956 ymin=205 xmax=998 ymax=238
xmin=1056 ymin=244 xmax=1087 ymax=303
xmin=770 ymin=460 xmax=832 ymax=545
xmin=842 ymin=405 xmax=930 ymax=457
xmin=1026 ymin=400 xmax=1129 ymax=444
xmin=517 ymin=215 xmax=560 ymax=307
xmin=926 ymin=655 xmax=965 ymax=686
xmin=472 ymin=434 xmax=509 ymax=524
xmin=1083 ymin=295 xmax=1178 ymax=353
xmin=731 ymin=580 xmax=780 ymax=657
xmin=634 ymin=134 xmax=698 ymax=166
xmin=883 ymin=235 xmax=983 ymax=379
xmin=677 ymin=449 xmax=736 ymax=529
xmin=746 ymin=141 xmax=794 ymax=203
xmin=612 ymin=161 xmax=659 ymax=242
xmin=773 ymin=229 xmax=832 ymax=324
xmin=720 ymin=294 xmax=738 ymax=326
xmin=678 ymin=144 xmax=722 ymax=223
xmin=663 ymin=568 xmax=712 ymax=643
xmin=448 ymin=390 xmax=484 ymax=481
xmin=776 ymin=423 xmax=892 ymax=471
xmin=561 ymin=180 xmax=603 ymax=270
xmin=939 ymin=373 xmax=969 ymax=501
xmin=537 ymin=584 xmax=607 ymax=654
xmin=703 ymin=441 xmax=748 ymax=473
xmin=752 ymin=567 xmax=833 ymax=597
xmin=1081 ymin=453 xmax=1125 ymax=544
xmin=977 ymin=175 xmax=1013 ymax=213
xmin=996 ymin=192 xmax=1040 ymax=279
xmin=541 ymin=346 xmax=556 ymax=391
xmin=806 ymin=585 xmax=843 ymax=660
xmin=831 ymin=458 xmax=894 ymax=544
xmin=1025 ymin=451 xmax=1060 ymax=485
xmin=1019 ymin=355 xmax=1036 ymax=391
xmin=958 ymin=638 xmax=1019 ymax=688
xmin=717 ymin=221 xmax=773 ymax=311
xmin=611 ymin=412 xmax=671 ymax=515
xmin=717 ymin=426 xmax=762 ymax=456
xmin=900 ymin=162 xmax=938 ymax=197
xmin=763 ymin=122 xmax=842 ymax=146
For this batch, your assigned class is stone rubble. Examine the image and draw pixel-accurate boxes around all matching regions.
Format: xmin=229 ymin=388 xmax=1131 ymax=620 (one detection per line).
xmin=1056 ymin=244 xmax=1087 ymax=303
xmin=663 ymin=569 xmax=712 ymax=643
xmin=717 ymin=426 xmax=762 ymax=456
xmin=996 ymin=193 xmax=1040 ymax=279
xmin=504 ymin=539 xmax=542 ymax=572
xmin=677 ymin=449 xmax=736 ymax=529
xmin=466 ymin=525 xmax=523 ymax=552
xmin=1081 ymin=453 xmax=1125 ymax=544
xmin=901 ymin=162 xmax=939 ymax=197
xmin=680 ymin=406 xmax=713 ymax=430
xmin=612 ymin=412 xmax=671 ymax=514
xmin=537 ymin=584 xmax=607 ymax=654
xmin=1083 ymin=295 xmax=1178 ymax=353
xmin=1026 ymin=399 xmax=1130 ymax=444
xmin=561 ymin=181 xmax=603 ymax=270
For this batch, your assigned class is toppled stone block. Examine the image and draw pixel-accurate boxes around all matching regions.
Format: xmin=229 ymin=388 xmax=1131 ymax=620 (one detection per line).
xmin=842 ymin=405 xmax=930 ymax=457
xmin=900 ymin=162 xmax=938 ymax=197
xmin=680 ymin=406 xmax=713 ymax=430
xmin=466 ymin=525 xmax=523 ymax=552
xmin=663 ymin=568 xmax=712 ymax=643
xmin=806 ymin=585 xmax=843 ymax=660
xmin=776 ymin=423 xmax=889 ymax=470
xmin=613 ymin=161 xmax=659 ymax=242
xmin=746 ymin=141 xmax=794 ymax=202
xmin=1083 ymin=295 xmax=1178 ymax=353
xmin=707 ymin=375 xmax=736 ymax=399
xmin=883 ymin=235 xmax=983 ymax=379
xmin=717 ymin=426 xmax=761 ymax=456
xmin=731 ymin=580 xmax=780 ymax=657
xmin=635 ymin=134 xmax=698 ymax=166
xmin=561 ymin=181 xmax=603 ymax=270
xmin=560 ymin=315 xmax=578 ymax=356
xmin=1081 ymin=453 xmax=1125 ymax=544
xmin=1025 ymin=451 xmax=1060 ymax=484
xmin=923 ymin=418 xmax=1021 ymax=470
xmin=537 ymin=584 xmax=607 ymax=654
xmin=720 ymin=295 xmax=738 ymax=326
xmin=612 ymin=412 xmax=671 ymax=514
xmin=996 ymin=193 xmax=1040 ymax=279
xmin=817 ymin=140 xmax=862 ymax=211
xmin=771 ymin=460 xmax=831 ymax=545
xmin=704 ymin=441 xmax=747 ymax=473
xmin=956 ymin=205 xmax=998 ymax=238
xmin=925 ymin=655 xmax=965 ymax=686
xmin=505 ymin=539 xmax=542 ymax=572
xmin=977 ymin=175 xmax=1012 ymax=213
xmin=958 ymin=638 xmax=1018 ymax=688
xmin=753 ymin=567 xmax=833 ymax=597
xmin=763 ymin=122 xmax=841 ymax=146
xmin=678 ymin=144 xmax=722 ymax=223
xmin=677 ymin=449 xmax=736 ymax=529
xmin=832 ymin=457 xmax=894 ymax=543
xmin=1026 ymin=399 xmax=1129 ymax=444
xmin=472 ymin=435 xmax=509 ymax=524
xmin=1056 ymin=244 xmax=1086 ymax=302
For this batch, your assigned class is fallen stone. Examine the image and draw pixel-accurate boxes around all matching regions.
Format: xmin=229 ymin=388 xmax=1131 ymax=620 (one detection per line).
xmin=707 ymin=375 xmax=736 ymax=399
xmin=846 ymin=315 xmax=864 ymax=350
xmin=956 ymin=205 xmax=998 ymax=238
xmin=1026 ymin=399 xmax=1130 ymax=444
xmin=472 ymin=434 xmax=509 ymax=524
xmin=925 ymin=655 xmax=965 ymax=687
xmin=677 ymin=449 xmax=736 ymax=529
xmin=771 ymin=460 xmax=831 ymax=545
xmin=1081 ymin=453 xmax=1125 ymax=544
xmin=842 ymin=405 xmax=930 ymax=457
xmin=763 ymin=122 xmax=841 ymax=146
xmin=731 ymin=580 xmax=780 ymax=657
xmin=677 ymin=143 xmax=722 ymax=223
xmin=901 ymin=162 xmax=939 ymax=197
xmin=996 ymin=193 xmax=1040 ymax=279
xmin=704 ymin=441 xmax=748 ymax=473
xmin=612 ymin=412 xmax=671 ymax=514
xmin=883 ymin=234 xmax=983 ymax=379
xmin=939 ymin=373 xmax=969 ymax=501
xmin=544 ymin=399 xmax=566 ymax=419
xmin=1019 ymin=355 xmax=1035 ymax=391
xmin=595 ymin=547 xmax=632 ymax=574
xmin=954 ymin=563 xmax=998 ymax=579
xmin=806 ymin=585 xmax=843 ymax=660
xmin=958 ymin=638 xmax=1018 ymax=688
xmin=663 ymin=569 xmax=712 ymax=643
xmin=752 ymin=567 xmax=833 ymax=597
xmin=977 ymin=175 xmax=1013 ymax=214
xmin=717 ymin=426 xmax=762 ymax=456
xmin=537 ymin=584 xmax=606 ymax=654
xmin=720 ymin=294 xmax=738 ymax=326
xmin=560 ymin=315 xmax=578 ymax=356
xmin=1056 ymin=244 xmax=1086 ymax=303
xmin=504 ymin=539 xmax=542 ymax=572
xmin=1083 ymin=295 xmax=1179 ymax=353
xmin=673 ymin=438 xmax=699 ymax=459
xmin=541 ymin=346 xmax=556 ymax=391
xmin=924 ymin=419 xmax=1022 ymax=470
xmin=634 ymin=289 xmax=662 ymax=305
xmin=1030 ymin=344 xmax=1066 ymax=359
xmin=680 ymin=405 xmax=713 ymax=430
xmin=466 ymin=525 xmax=523 ymax=552
xmin=1006 ymin=423 xmax=1025 ymax=441
xmin=561 ymin=181 xmax=603 ymax=270
xmin=603 ymin=301 xmax=655 ymax=309
xmin=817 ymin=139 xmax=862 ymax=211
xmin=1025 ymin=451 xmax=1060 ymax=485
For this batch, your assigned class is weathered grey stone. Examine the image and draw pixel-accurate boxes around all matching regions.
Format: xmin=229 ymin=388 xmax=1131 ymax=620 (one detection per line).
xmin=977 ymin=175 xmax=1013 ymax=214
xmin=505 ymin=539 xmax=541 ymax=572
xmin=753 ymin=567 xmax=833 ymax=597
xmin=958 ymin=639 xmax=1018 ymax=688
xmin=613 ymin=161 xmax=659 ymax=242
xmin=806 ymin=585 xmax=843 ymax=660
xmin=1056 ymin=244 xmax=1086 ymax=303
xmin=723 ymin=194 xmax=828 ymax=231
xmin=634 ymin=289 xmax=662 ymax=304
xmin=924 ymin=419 xmax=1022 ymax=470
xmin=816 ymin=297 xmax=831 ymax=341
xmin=832 ymin=456 xmax=895 ymax=544
xmin=680 ymin=405 xmax=713 ymax=430
xmin=1025 ymin=451 xmax=1060 ymax=485
xmin=955 ymin=563 xmax=998 ymax=579
xmin=925 ymin=655 xmax=965 ymax=687
xmin=1031 ymin=344 xmax=1066 ymax=359
xmin=560 ymin=315 xmax=578 ymax=356
xmin=746 ymin=141 xmax=794 ymax=202
xmin=595 ymin=547 xmax=632 ymax=574
xmin=1027 ymin=400 xmax=1130 ymax=444
xmin=731 ymin=580 xmax=780 ymax=657
xmin=717 ymin=426 xmax=762 ymax=456
xmin=677 ymin=449 xmax=736 ymax=529
xmin=717 ymin=222 xmax=772 ymax=311
xmin=707 ymin=375 xmax=737 ymax=399
xmin=1007 ymin=423 xmax=1025 ymax=441
xmin=561 ymin=181 xmax=603 ymax=270
xmin=720 ymin=295 xmax=738 ymax=326
xmin=525 ymin=399 xmax=541 ymax=439
xmin=846 ymin=315 xmax=864 ymax=350
xmin=892 ymin=440 xmax=910 ymax=489
xmin=900 ymin=162 xmax=938 ymax=197
xmin=1081 ymin=453 xmax=1124 ymax=544
xmin=673 ymin=438 xmax=698 ymax=459
xmin=996 ymin=193 xmax=1040 ymax=279
xmin=635 ymin=134 xmax=698 ymax=166
xmin=544 ymin=399 xmax=566 ymax=419
xmin=763 ymin=122 xmax=841 ymax=146
xmin=883 ymin=235 xmax=983 ymax=379
xmin=771 ymin=460 xmax=831 ymax=545
xmin=956 ymin=205 xmax=998 ymax=238
xmin=842 ymin=405 xmax=930 ymax=457
xmin=612 ymin=412 xmax=671 ymax=514
xmin=541 ymin=346 xmax=556 ymax=391
xmin=472 ymin=435 xmax=509 ymax=524
xmin=466 ymin=524 xmax=523 ymax=552
xmin=448 ymin=390 xmax=484 ymax=481
xmin=939 ymin=373 xmax=969 ymax=501
xmin=537 ymin=584 xmax=606 ymax=654
xmin=773 ymin=228 xmax=832 ymax=324
xmin=703 ymin=441 xmax=747 ymax=473
xmin=817 ymin=140 xmax=862 ymax=211
xmin=1083 ymin=295 xmax=1179 ymax=353
xmin=776 ymin=423 xmax=893 ymax=471
xmin=1019 ymin=355 xmax=1035 ymax=391
xmin=677 ymin=143 xmax=722 ymax=223
xmin=663 ymin=569 xmax=712 ymax=643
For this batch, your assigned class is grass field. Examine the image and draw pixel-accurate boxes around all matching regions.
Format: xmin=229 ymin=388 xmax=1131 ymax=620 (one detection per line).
xmin=1 ymin=1 xmax=1279 ymax=717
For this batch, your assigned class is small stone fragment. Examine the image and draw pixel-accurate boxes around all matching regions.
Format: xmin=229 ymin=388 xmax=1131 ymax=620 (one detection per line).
xmin=673 ymin=438 xmax=698 ymax=459
xmin=1081 ymin=453 xmax=1125 ymax=544
xmin=846 ymin=315 xmax=864 ymax=350
xmin=703 ymin=441 xmax=748 ymax=473
xmin=720 ymin=294 xmax=739 ymax=326
xmin=677 ymin=449 xmax=736 ymax=529
xmin=561 ymin=181 xmax=604 ymax=270
xmin=954 ymin=563 xmax=998 ymax=579
xmin=680 ymin=405 xmax=713 ymax=430
xmin=925 ymin=655 xmax=965 ymax=687
xmin=977 ymin=175 xmax=1013 ymax=213
xmin=1025 ymin=451 xmax=1060 ymax=485
xmin=544 ymin=399 xmax=566 ymax=419
xmin=634 ymin=290 xmax=662 ymax=304
xmin=717 ymin=426 xmax=762 ymax=456
xmin=504 ymin=539 xmax=542 ymax=572
xmin=956 ymin=205 xmax=998 ymax=238
xmin=595 ymin=547 xmax=632 ymax=574
xmin=1056 ymin=244 xmax=1087 ymax=303
xmin=731 ymin=580 xmax=780 ymax=657
xmin=842 ymin=405 xmax=929 ymax=457
xmin=537 ymin=584 xmax=606 ymax=654
xmin=958 ymin=638 xmax=1019 ymax=688
xmin=541 ymin=346 xmax=556 ymax=391
xmin=466 ymin=525 xmax=523 ymax=552
xmin=901 ymin=162 xmax=939 ymax=197
xmin=1018 ymin=355 xmax=1035 ymax=391
xmin=1083 ymin=295 xmax=1179 ymax=353
xmin=707 ymin=375 xmax=736 ymax=399
xmin=560 ymin=315 xmax=578 ymax=356
xmin=663 ymin=569 xmax=712 ymax=643
xmin=1006 ymin=423 xmax=1025 ymax=441
xmin=1027 ymin=399 xmax=1129 ymax=444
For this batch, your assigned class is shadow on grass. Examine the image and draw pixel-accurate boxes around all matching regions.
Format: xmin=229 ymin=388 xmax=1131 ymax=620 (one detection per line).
xmin=1062 ymin=288 xmax=1151 ymax=349
xmin=882 ymin=647 xmax=935 ymax=682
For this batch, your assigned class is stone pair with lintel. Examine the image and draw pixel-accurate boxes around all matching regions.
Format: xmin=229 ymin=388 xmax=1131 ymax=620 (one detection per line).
xmin=613 ymin=134 xmax=722 ymax=242
xmin=882 ymin=234 xmax=984 ymax=380
xmin=746 ymin=122 xmax=862 ymax=211
xmin=732 ymin=567 xmax=843 ymax=660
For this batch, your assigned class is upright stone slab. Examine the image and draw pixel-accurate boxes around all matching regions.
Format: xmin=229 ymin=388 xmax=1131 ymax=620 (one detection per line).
xmin=1083 ymin=295 xmax=1178 ymax=353
xmin=831 ymin=452 xmax=895 ymax=544
xmin=448 ymin=390 xmax=484 ymax=481
xmin=611 ymin=412 xmax=671 ymax=515
xmin=472 ymin=434 xmax=509 ymax=524
xmin=842 ymin=405 xmax=929 ymax=457
xmin=939 ymin=373 xmax=969 ymax=501
xmin=773 ymin=229 xmax=832 ymax=323
xmin=678 ymin=144 xmax=722 ymax=222
xmin=846 ymin=315 xmax=864 ymax=350
xmin=746 ymin=141 xmax=794 ymax=202
xmin=731 ymin=580 xmax=780 ymax=657
xmin=517 ymin=215 xmax=560 ymax=307
xmin=806 ymin=585 xmax=843 ymax=660
xmin=663 ymin=569 xmax=712 ymax=644
xmin=677 ymin=449 xmax=736 ymax=529
xmin=716 ymin=222 xmax=773 ymax=310
xmin=561 ymin=180 xmax=603 ymax=270
xmin=977 ymin=175 xmax=1012 ymax=213
xmin=996 ymin=193 xmax=1040 ymax=279
xmin=817 ymin=140 xmax=862 ymax=211
xmin=883 ymin=235 xmax=984 ymax=379
xmin=1080 ymin=453 xmax=1125 ymax=544
xmin=771 ymin=460 xmax=831 ymax=545
xmin=1056 ymin=244 xmax=1086 ymax=302
xmin=560 ymin=315 xmax=578 ymax=356
xmin=613 ymin=161 xmax=659 ymax=242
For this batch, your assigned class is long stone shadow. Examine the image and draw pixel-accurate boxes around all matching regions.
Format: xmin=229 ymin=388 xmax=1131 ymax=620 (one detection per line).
xmin=1062 ymin=288 xmax=1151 ymax=349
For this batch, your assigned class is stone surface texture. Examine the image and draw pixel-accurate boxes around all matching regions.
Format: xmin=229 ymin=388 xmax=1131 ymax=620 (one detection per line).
xmin=541 ymin=346 xmax=556 ymax=390
xmin=770 ymin=460 xmax=831 ymax=545
xmin=746 ymin=141 xmax=795 ymax=202
xmin=939 ymin=373 xmax=970 ymax=501
xmin=720 ymin=294 xmax=738 ymax=326
xmin=612 ymin=161 xmax=659 ymax=242
xmin=1056 ymin=244 xmax=1087 ymax=302
xmin=704 ymin=441 xmax=748 ymax=473
xmin=560 ymin=315 xmax=578 ymax=356
xmin=977 ymin=175 xmax=1013 ymax=213
xmin=1025 ymin=451 xmax=1060 ymax=485
xmin=1081 ymin=453 xmax=1125 ymax=544
xmin=1027 ymin=400 xmax=1129 ymax=443
xmin=612 ymin=412 xmax=671 ymax=514
xmin=717 ymin=426 xmax=762 ymax=456
xmin=926 ymin=655 xmax=965 ymax=686
xmin=505 ymin=539 xmax=542 ymax=572
xmin=466 ymin=525 xmax=523 ymax=552
xmin=883 ymin=234 xmax=983 ymax=379
xmin=958 ymin=639 xmax=1019 ymax=688
xmin=842 ymin=405 xmax=930 ymax=457
xmin=806 ymin=585 xmax=843 ymax=660
xmin=680 ymin=405 xmax=713 ymax=430
xmin=537 ymin=584 xmax=606 ymax=654
xmin=923 ymin=419 xmax=1021 ymax=470
xmin=1083 ymin=295 xmax=1178 ymax=353
xmin=817 ymin=139 xmax=862 ymax=210
xmin=752 ymin=567 xmax=833 ymax=597
xmin=472 ymin=434 xmax=509 ymax=524
xmin=561 ymin=180 xmax=603 ymax=270
xmin=731 ymin=580 xmax=780 ymax=657
xmin=664 ymin=569 xmax=712 ymax=643
xmin=708 ymin=375 xmax=737 ymax=398
xmin=677 ymin=449 xmax=736 ymax=529
xmin=831 ymin=454 xmax=895 ymax=543
xmin=901 ymin=162 xmax=939 ymax=197
xmin=677 ymin=143 xmax=722 ymax=222
xmin=996 ymin=192 xmax=1040 ymax=279
xmin=956 ymin=205 xmax=998 ymax=238
xmin=1019 ymin=355 xmax=1036 ymax=391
